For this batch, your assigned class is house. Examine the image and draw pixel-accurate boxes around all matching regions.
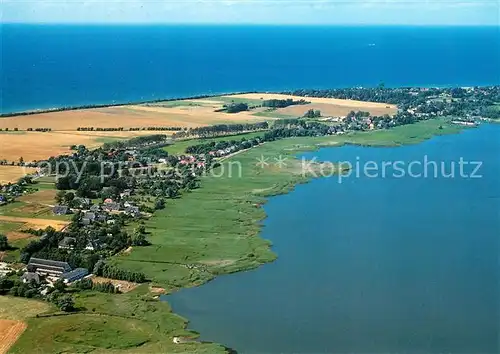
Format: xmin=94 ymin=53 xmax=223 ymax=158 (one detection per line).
xmin=90 ymin=205 xmax=101 ymax=213
xmin=53 ymin=205 xmax=69 ymax=216
xmin=74 ymin=198 xmax=91 ymax=209
xmin=85 ymin=240 xmax=100 ymax=251
xmin=21 ymin=272 xmax=40 ymax=284
xmin=103 ymin=202 xmax=120 ymax=212
xmin=120 ymin=189 xmax=132 ymax=198
xmin=0 ymin=195 xmax=6 ymax=205
xmin=83 ymin=212 xmax=96 ymax=222
xmin=28 ymin=258 xmax=72 ymax=277
xmin=58 ymin=237 xmax=77 ymax=250
xmin=0 ymin=262 xmax=12 ymax=276
xmin=81 ymin=218 xmax=91 ymax=226
xmin=104 ymin=198 xmax=114 ymax=204
xmin=97 ymin=213 xmax=108 ymax=222
xmin=61 ymin=268 xmax=89 ymax=284
xmin=125 ymin=206 xmax=140 ymax=217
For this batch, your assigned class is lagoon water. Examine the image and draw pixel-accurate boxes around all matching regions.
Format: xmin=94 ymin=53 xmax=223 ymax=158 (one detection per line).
xmin=2 ymin=25 xmax=500 ymax=113
xmin=167 ymin=124 xmax=500 ymax=354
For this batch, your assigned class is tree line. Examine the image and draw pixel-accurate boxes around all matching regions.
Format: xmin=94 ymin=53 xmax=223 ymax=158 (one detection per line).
xmin=173 ymin=122 xmax=268 ymax=139
xmin=0 ymin=128 xmax=52 ymax=132
xmin=93 ymin=261 xmax=146 ymax=283
xmin=77 ymin=127 xmax=183 ymax=132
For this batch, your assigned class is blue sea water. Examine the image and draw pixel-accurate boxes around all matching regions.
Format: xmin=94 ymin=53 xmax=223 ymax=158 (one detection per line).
xmin=168 ymin=124 xmax=500 ymax=354
xmin=2 ymin=25 xmax=500 ymax=113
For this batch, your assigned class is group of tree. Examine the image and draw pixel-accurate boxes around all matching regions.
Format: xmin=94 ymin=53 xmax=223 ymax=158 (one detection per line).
xmin=173 ymin=122 xmax=268 ymax=139
xmin=262 ymin=98 xmax=309 ymax=108
xmin=26 ymin=128 xmax=52 ymax=132
xmin=0 ymin=127 xmax=51 ymax=132
xmin=216 ymin=102 xmax=249 ymax=114
xmin=285 ymin=86 xmax=500 ymax=120
xmin=77 ymin=127 xmax=183 ymax=132
xmin=185 ymin=120 xmax=337 ymax=156
xmin=185 ymin=136 xmax=263 ymax=155
xmin=93 ymin=261 xmax=146 ymax=283
xmin=128 ymin=127 xmax=183 ymax=131
xmin=304 ymin=109 xmax=321 ymax=118
xmin=74 ymin=278 xmax=119 ymax=294
xmin=2 ymin=277 xmax=40 ymax=299
xmin=0 ymin=234 xmax=10 ymax=251
xmin=46 ymin=290 xmax=75 ymax=312
xmin=102 ymin=134 xmax=169 ymax=150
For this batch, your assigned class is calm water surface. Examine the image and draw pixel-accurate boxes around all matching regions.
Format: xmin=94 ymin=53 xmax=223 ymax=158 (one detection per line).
xmin=2 ymin=25 xmax=499 ymax=113
xmin=167 ymin=125 xmax=500 ymax=354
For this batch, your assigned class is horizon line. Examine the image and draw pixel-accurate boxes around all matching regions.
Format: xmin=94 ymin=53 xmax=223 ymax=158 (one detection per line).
xmin=2 ymin=22 xmax=499 ymax=27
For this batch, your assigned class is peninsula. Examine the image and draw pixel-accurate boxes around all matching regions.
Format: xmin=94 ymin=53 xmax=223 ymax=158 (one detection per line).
xmin=0 ymin=86 xmax=499 ymax=353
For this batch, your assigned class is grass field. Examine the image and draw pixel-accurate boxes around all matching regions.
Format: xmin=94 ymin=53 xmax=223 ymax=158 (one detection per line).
xmin=9 ymin=288 xmax=226 ymax=354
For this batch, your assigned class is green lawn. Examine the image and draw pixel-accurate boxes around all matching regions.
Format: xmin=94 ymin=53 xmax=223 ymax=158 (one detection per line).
xmin=0 ymin=220 xmax=24 ymax=234
xmin=1 ymin=237 xmax=35 ymax=263
xmin=31 ymin=182 xmax=57 ymax=191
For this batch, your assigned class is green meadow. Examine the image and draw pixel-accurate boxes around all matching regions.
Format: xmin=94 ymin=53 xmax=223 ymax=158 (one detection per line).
xmin=9 ymin=287 xmax=226 ymax=354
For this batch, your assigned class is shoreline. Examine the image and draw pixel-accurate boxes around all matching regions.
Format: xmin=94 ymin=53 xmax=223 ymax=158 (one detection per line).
xmin=3 ymin=84 xmax=498 ymax=117
xmin=166 ymin=123 xmax=496 ymax=353
xmin=0 ymin=91 xmax=257 ymax=117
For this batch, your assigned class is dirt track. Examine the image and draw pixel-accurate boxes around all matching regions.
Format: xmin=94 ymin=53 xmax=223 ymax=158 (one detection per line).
xmin=0 ymin=320 xmax=27 ymax=354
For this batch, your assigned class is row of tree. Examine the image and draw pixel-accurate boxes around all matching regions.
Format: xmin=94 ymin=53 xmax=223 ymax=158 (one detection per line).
xmin=173 ymin=122 xmax=269 ymax=139
xmin=94 ymin=262 xmax=147 ymax=283
xmin=0 ymin=128 xmax=52 ymax=132
xmin=77 ymin=127 xmax=183 ymax=132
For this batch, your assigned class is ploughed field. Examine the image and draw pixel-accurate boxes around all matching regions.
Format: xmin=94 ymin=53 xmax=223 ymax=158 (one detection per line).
xmin=0 ymin=94 xmax=396 ymax=181
xmin=0 ymin=320 xmax=26 ymax=354
xmin=0 ymin=297 xmax=50 ymax=354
